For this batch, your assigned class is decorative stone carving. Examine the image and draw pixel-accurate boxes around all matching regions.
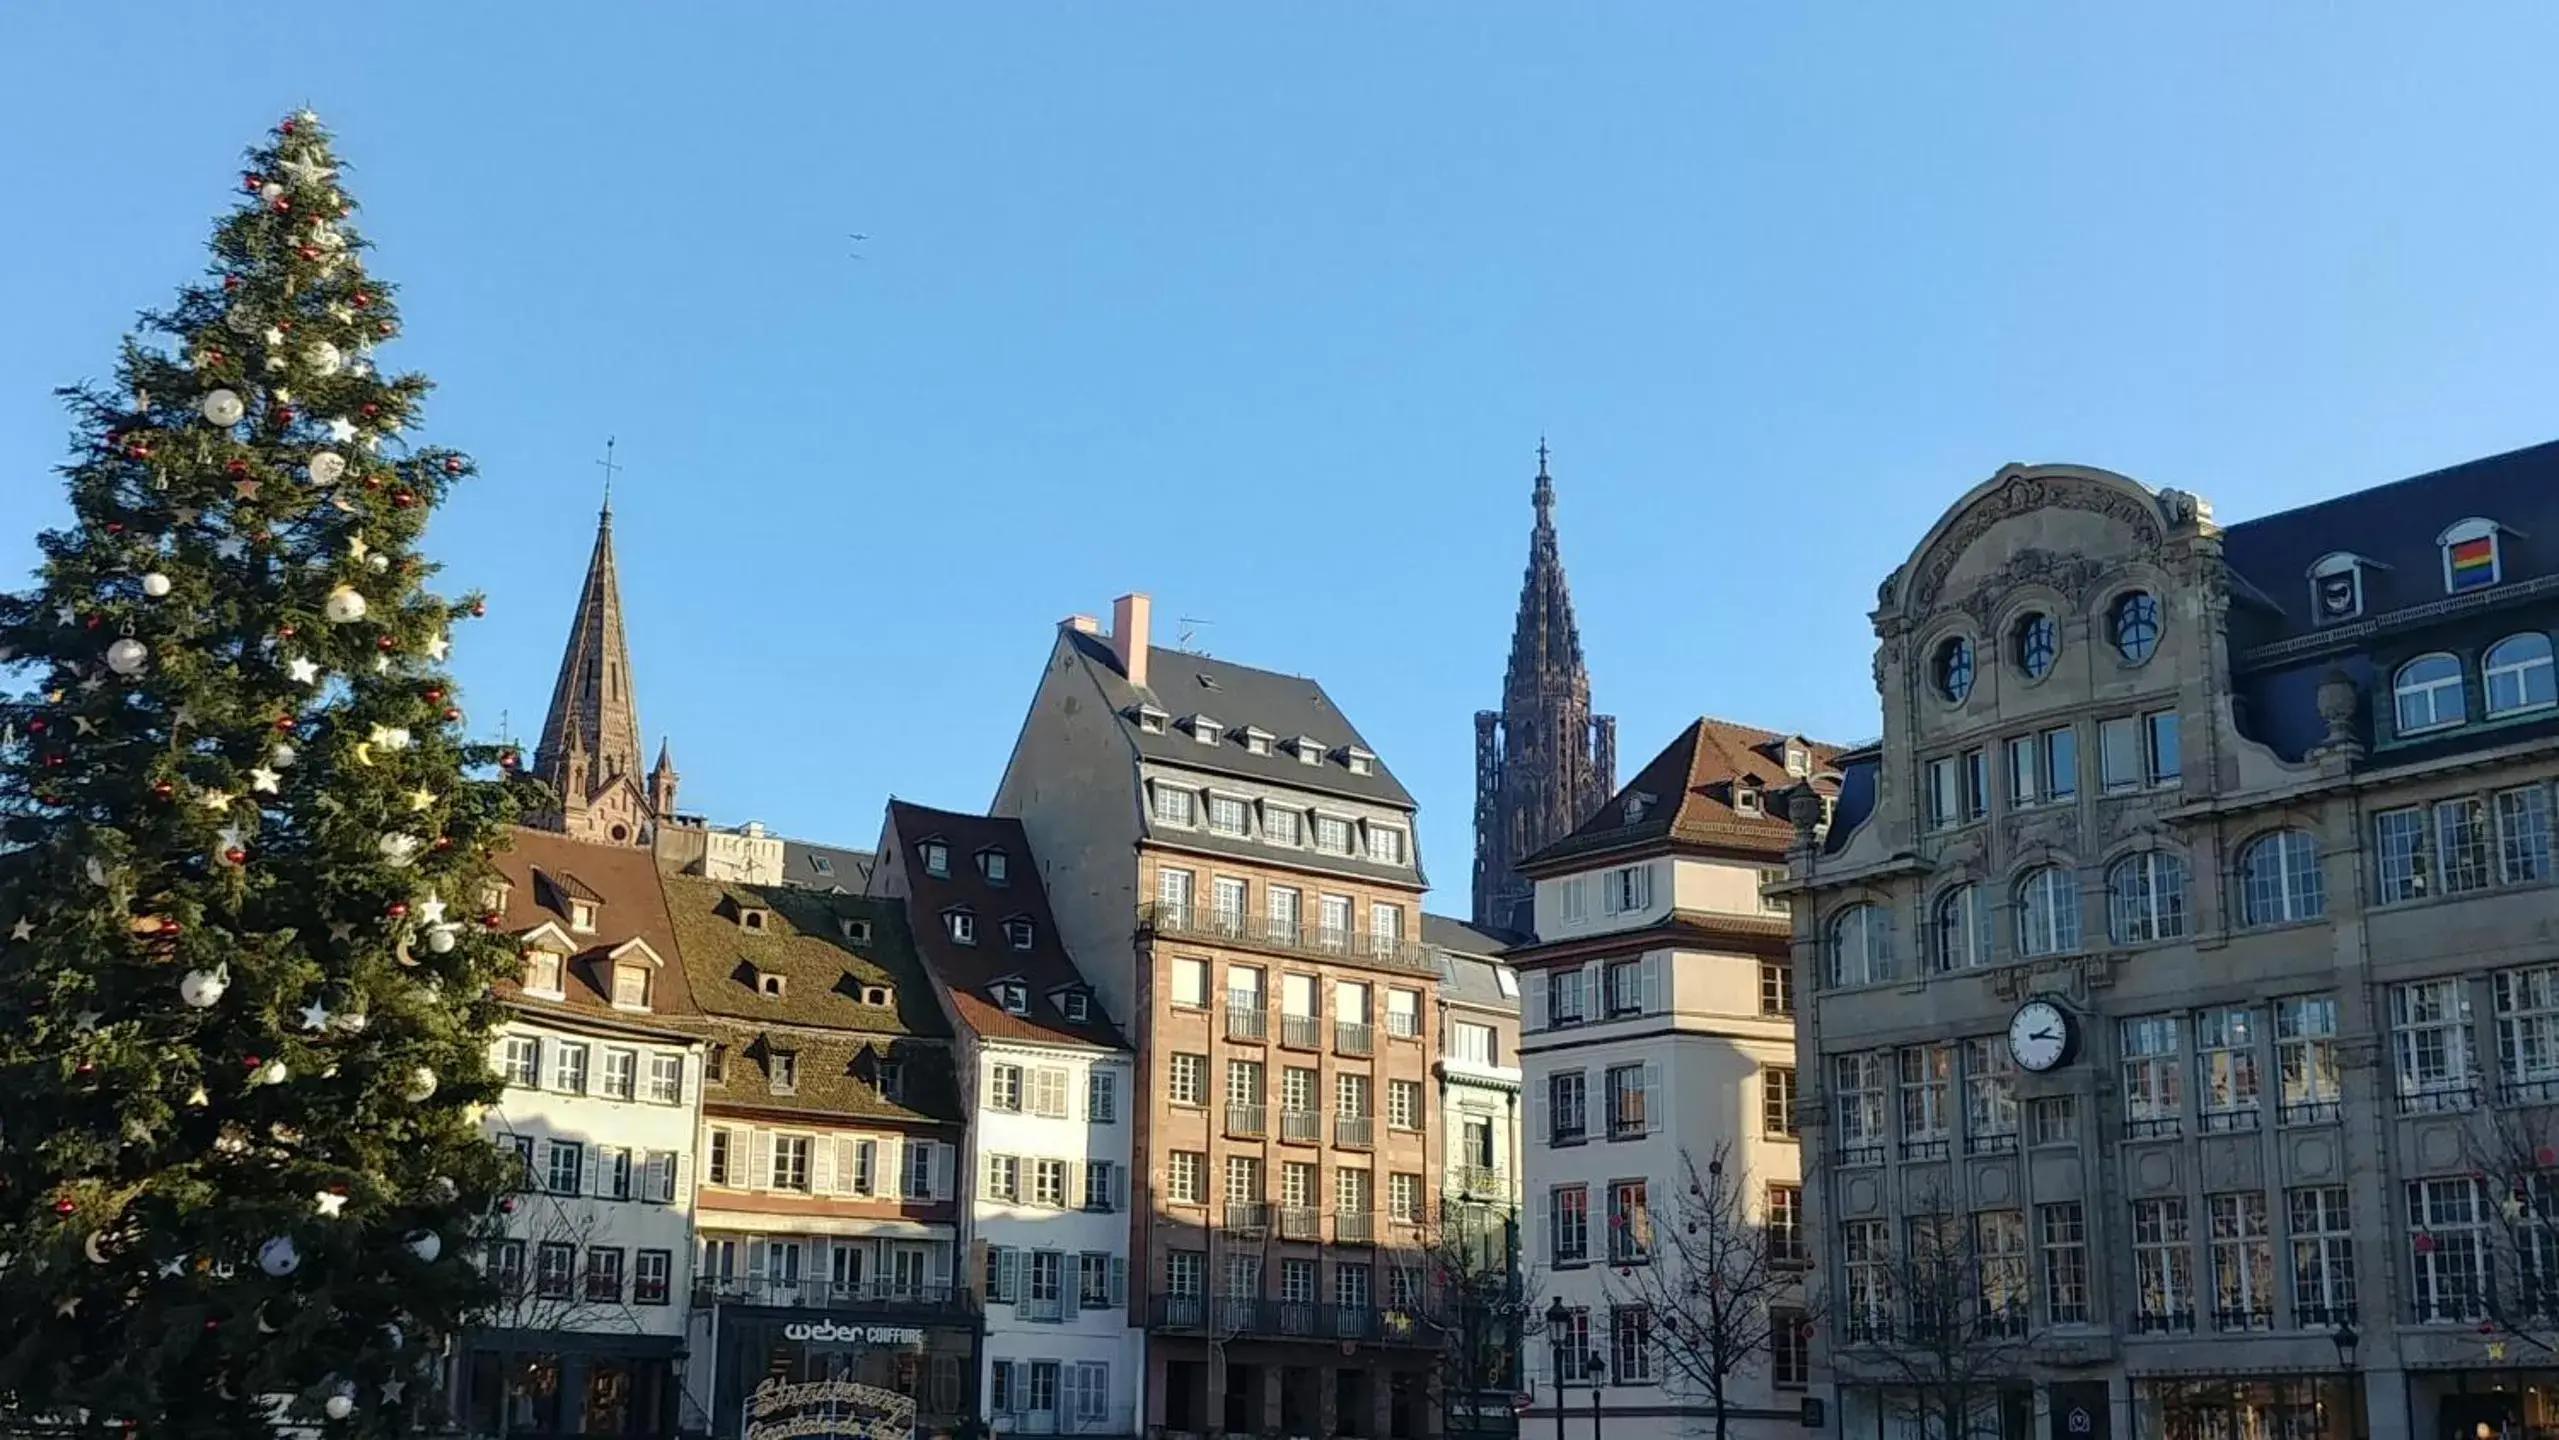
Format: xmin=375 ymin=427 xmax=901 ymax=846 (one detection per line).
xmin=2156 ymin=487 xmax=2216 ymax=532
xmin=2310 ymin=666 xmax=2366 ymax=764
xmin=1910 ymin=471 xmax=2167 ymax=609
xmin=2004 ymin=808 xmax=2081 ymax=860
xmin=1788 ymin=786 xmax=1823 ymax=847
xmin=1876 ymin=566 xmax=1904 ymax=611
xmin=1953 ymin=549 xmax=2112 ymax=631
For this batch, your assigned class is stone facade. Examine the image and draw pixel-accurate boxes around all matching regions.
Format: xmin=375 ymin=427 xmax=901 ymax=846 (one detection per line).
xmin=1790 ymin=452 xmax=2559 ymax=1440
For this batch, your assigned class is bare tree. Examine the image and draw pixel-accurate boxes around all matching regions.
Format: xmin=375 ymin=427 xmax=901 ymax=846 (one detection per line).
xmin=470 ymin=1170 xmax=669 ymax=1422
xmin=2453 ymin=1100 xmax=2559 ymax=1354
xmin=1407 ymin=1200 xmax=1543 ymax=1439
xmin=1834 ymin=1201 xmax=2029 ymax=1440
xmin=1598 ymin=1144 xmax=1812 ymax=1440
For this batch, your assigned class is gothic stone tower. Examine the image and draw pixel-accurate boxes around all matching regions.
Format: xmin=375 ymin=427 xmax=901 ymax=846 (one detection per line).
xmin=1473 ymin=445 xmax=1615 ymax=937
xmin=530 ymin=501 xmax=678 ymax=846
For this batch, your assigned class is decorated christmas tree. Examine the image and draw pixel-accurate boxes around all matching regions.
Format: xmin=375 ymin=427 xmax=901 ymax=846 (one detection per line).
xmin=0 ymin=113 xmax=521 ymax=1434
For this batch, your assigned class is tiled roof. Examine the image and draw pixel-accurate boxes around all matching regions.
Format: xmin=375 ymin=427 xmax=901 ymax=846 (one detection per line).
xmin=492 ymin=827 xmax=700 ymax=1027
xmin=2221 ymin=438 xmax=2559 ymax=650
xmin=690 ymin=1015 xmax=960 ymax=1126
xmin=1423 ymin=912 xmax=1520 ymax=957
xmin=1435 ymin=948 xmax=1520 ymax=1013
xmin=886 ymin=801 xmax=1128 ymax=1051
xmin=779 ymin=838 xmax=877 ymax=893
xmin=1524 ymin=718 xmax=1843 ymax=872
xmin=1061 ymin=628 xmax=1415 ymax=809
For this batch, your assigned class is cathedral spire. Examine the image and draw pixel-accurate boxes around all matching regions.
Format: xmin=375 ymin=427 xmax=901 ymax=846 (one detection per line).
xmin=532 ymin=496 xmax=651 ymax=844
xmin=1473 ymin=441 xmax=1616 ymax=936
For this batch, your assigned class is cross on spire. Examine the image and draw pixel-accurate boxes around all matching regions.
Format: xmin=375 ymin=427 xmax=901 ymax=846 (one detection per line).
xmin=1536 ymin=435 xmax=1551 ymax=477
xmin=595 ymin=437 xmax=622 ymax=519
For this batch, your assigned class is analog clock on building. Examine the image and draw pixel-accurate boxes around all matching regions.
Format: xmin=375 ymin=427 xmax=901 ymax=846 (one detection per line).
xmin=2007 ymin=999 xmax=2076 ymax=1072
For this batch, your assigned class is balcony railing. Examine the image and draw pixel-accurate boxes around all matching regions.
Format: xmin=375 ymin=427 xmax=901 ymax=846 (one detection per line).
xmin=1386 ymin=1013 xmax=1422 ymax=1040
xmin=1336 ymin=1021 xmax=1375 ymax=1057
xmin=1222 ymin=1202 xmax=1272 ymax=1234
xmin=1140 ymin=903 xmax=1437 ymax=975
xmin=1017 ymin=1291 xmax=1065 ymax=1322
xmin=1226 ymin=1003 xmax=1269 ymax=1043
xmin=1336 ymin=1210 xmax=1376 ymax=1245
xmin=1227 ymin=1103 xmax=1269 ymax=1139
xmin=1280 ymin=1014 xmax=1323 ymax=1049
xmin=1278 ymin=1205 xmax=1321 ymax=1241
xmin=1336 ymin=1115 xmax=1374 ymax=1149
xmin=1148 ymin=1293 xmax=1435 ymax=1346
xmin=989 ymin=1404 xmax=1141 ymax=1437
xmin=692 ymin=1276 xmax=975 ymax=1313
xmin=1280 ymin=1108 xmax=1322 ymax=1143
xmin=1453 ymin=1164 xmax=1507 ymax=1197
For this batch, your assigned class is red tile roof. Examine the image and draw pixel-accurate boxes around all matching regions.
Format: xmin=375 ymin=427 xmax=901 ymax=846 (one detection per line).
xmin=1521 ymin=717 xmax=1845 ymax=873
xmin=491 ymin=826 xmax=700 ymax=1028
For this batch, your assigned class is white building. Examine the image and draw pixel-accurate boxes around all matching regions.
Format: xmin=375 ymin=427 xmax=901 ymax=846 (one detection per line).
xmin=874 ymin=800 xmax=1145 ymax=1439
xmin=462 ymin=826 xmax=708 ymax=1436
xmin=1509 ymin=720 xmax=1838 ymax=1440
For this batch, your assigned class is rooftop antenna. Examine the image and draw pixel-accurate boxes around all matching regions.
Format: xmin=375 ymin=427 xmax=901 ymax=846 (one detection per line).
xmin=1176 ymin=616 xmax=1214 ymax=653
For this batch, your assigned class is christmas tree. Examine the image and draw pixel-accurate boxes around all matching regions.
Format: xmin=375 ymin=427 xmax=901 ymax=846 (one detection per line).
xmin=0 ymin=113 xmax=521 ymax=1434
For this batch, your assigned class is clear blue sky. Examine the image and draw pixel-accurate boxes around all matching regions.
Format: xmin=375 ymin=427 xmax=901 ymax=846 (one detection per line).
xmin=10 ymin=7 xmax=2559 ymax=899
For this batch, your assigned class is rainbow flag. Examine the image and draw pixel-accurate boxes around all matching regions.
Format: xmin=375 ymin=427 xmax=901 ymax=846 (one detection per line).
xmin=2450 ymin=534 xmax=2498 ymax=590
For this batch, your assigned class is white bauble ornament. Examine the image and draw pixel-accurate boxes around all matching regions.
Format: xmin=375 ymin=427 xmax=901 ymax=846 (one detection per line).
xmin=105 ymin=638 xmax=149 ymax=675
xmin=404 ymin=1067 xmax=438 ymax=1102
xmin=271 ymin=741 xmax=298 ymax=768
xmin=199 ymin=389 xmax=246 ymax=427
xmin=324 ymin=1394 xmax=354 ymax=1421
xmin=426 ymin=926 xmax=457 ymax=954
xmin=430 ymin=1177 xmax=458 ymax=1203
xmin=304 ymin=341 xmax=344 ymax=377
xmin=259 ymin=182 xmax=284 ymax=202
xmin=323 ymin=585 xmax=367 ymax=624
xmin=307 ymin=451 xmax=346 ymax=486
xmin=257 ymin=1236 xmax=300 ymax=1276
xmin=403 ymin=1229 xmax=441 ymax=1263
xmin=140 ymin=572 xmax=172 ymax=598
xmin=256 ymin=1058 xmax=289 ymax=1087
xmin=179 ymin=965 xmax=230 ymax=1008
xmin=379 ymin=834 xmax=421 ymax=866
xmin=366 ymin=553 xmax=390 ymax=573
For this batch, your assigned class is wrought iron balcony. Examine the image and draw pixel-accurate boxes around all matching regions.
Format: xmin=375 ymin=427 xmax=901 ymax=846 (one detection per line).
xmin=1280 ymin=1015 xmax=1324 ymax=1049
xmin=1278 ymin=1205 xmax=1321 ymax=1241
xmin=1221 ymin=1202 xmax=1272 ymax=1234
xmin=1336 ymin=1021 xmax=1375 ymax=1057
xmin=691 ymin=1276 xmax=975 ymax=1315
xmin=1226 ymin=1003 xmax=1269 ymax=1043
xmin=1147 ymin=1293 xmax=1436 ymax=1346
xmin=1226 ymin=1103 xmax=1268 ymax=1139
xmin=1336 ymin=1210 xmax=1376 ymax=1245
xmin=1335 ymin=1115 xmax=1374 ymax=1149
xmin=1140 ymin=903 xmax=1437 ymax=975
xmin=1452 ymin=1164 xmax=1507 ymax=1197
xmin=1280 ymin=1108 xmax=1322 ymax=1143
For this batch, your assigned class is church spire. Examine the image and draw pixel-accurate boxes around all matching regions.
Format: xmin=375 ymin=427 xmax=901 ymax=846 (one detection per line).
xmin=532 ymin=488 xmax=651 ymax=845
xmin=1472 ymin=440 xmax=1616 ymax=936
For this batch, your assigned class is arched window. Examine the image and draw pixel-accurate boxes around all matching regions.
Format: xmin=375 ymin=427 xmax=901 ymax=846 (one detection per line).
xmin=2014 ymin=867 xmax=2081 ymax=958
xmin=2393 ymin=653 xmax=2466 ymax=735
xmin=1932 ymin=884 xmax=1993 ymax=972
xmin=2484 ymin=633 xmax=2557 ymax=718
xmin=1824 ymin=904 xmax=1894 ymax=989
xmin=2106 ymin=852 xmax=2190 ymax=946
xmin=1934 ymin=637 xmax=1975 ymax=704
xmin=2237 ymin=830 xmax=2325 ymax=927
xmin=2110 ymin=591 xmax=2162 ymax=665
xmin=2012 ymin=613 xmax=2059 ymax=680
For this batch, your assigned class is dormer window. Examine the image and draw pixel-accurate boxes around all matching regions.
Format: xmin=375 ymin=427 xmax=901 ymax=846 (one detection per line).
xmin=568 ymin=901 xmax=597 ymax=935
xmin=978 ymin=849 xmax=1009 ymax=885
xmin=1184 ymin=714 xmax=1223 ymax=746
xmin=861 ymin=984 xmax=894 ymax=1007
xmin=2308 ymin=551 xmax=2373 ymax=624
xmin=1130 ymin=704 xmax=1171 ymax=735
xmin=946 ymin=910 xmax=977 ymax=946
xmin=482 ymin=882 xmax=512 ymax=914
xmin=769 ymin=1050 xmax=799 ymax=1095
xmin=1004 ymin=917 xmax=1035 ymax=950
xmin=523 ymin=950 xmax=565 ymax=998
xmin=2441 ymin=518 xmax=2507 ymax=595
xmin=1734 ymin=785 xmax=1763 ymax=819
xmin=877 ymin=1060 xmax=905 ymax=1103
xmin=1150 ymin=784 xmax=1197 ymax=828
xmin=921 ymin=842 xmax=950 ymax=879
xmin=1290 ymin=736 xmax=1324 ymax=766
xmin=996 ymin=982 xmax=1029 ymax=1015
xmin=840 ymin=917 xmax=872 ymax=945
xmin=1363 ymin=824 xmax=1408 ymax=865
xmin=1341 ymin=746 xmax=1376 ymax=776
xmin=612 ymin=964 xmax=652 ymax=1010
xmin=1623 ymin=792 xmax=1654 ymax=825
xmin=705 ymin=1044 xmax=728 ymax=1084
xmin=1239 ymin=726 xmax=1275 ymax=756
xmin=757 ymin=972 xmax=788 ymax=999
xmin=1784 ymin=743 xmax=1810 ymax=778
xmin=1061 ymin=992 xmax=1090 ymax=1022
xmin=737 ymin=906 xmax=768 ymax=934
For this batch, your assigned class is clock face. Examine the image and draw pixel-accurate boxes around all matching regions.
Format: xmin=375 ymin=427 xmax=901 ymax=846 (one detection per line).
xmin=2008 ymin=1000 xmax=2072 ymax=1073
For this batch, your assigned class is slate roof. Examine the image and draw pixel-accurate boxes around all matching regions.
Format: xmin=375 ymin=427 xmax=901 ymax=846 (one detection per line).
xmin=660 ymin=875 xmax=961 ymax=1124
xmin=1061 ymin=628 xmax=1415 ymax=809
xmin=779 ymin=839 xmax=877 ymax=893
xmin=1524 ymin=718 xmax=1843 ymax=872
xmin=2219 ymin=438 xmax=2559 ymax=651
xmin=1423 ymin=912 xmax=1520 ymax=957
xmin=885 ymin=800 xmax=1129 ymax=1051
xmin=492 ymin=827 xmax=700 ymax=1031
xmin=1436 ymin=947 xmax=1521 ymax=1014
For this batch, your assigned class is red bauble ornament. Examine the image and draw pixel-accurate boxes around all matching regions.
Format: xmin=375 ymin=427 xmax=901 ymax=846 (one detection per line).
xmin=377 ymin=322 xmax=396 ymax=338
xmin=471 ymin=600 xmax=488 ymax=618
xmin=153 ymin=781 xmax=174 ymax=800
xmin=434 ymin=836 xmax=454 ymax=851
xmin=106 ymin=522 xmax=124 ymax=535
xmin=424 ymin=688 xmax=443 ymax=702
xmin=205 ymin=1318 xmax=220 ymax=1332
xmin=52 ymin=1198 xmax=74 ymax=1216
xmin=278 ymin=624 xmax=296 ymax=639
xmin=43 ymin=754 xmax=64 ymax=769
xmin=273 ymin=406 xmax=295 ymax=425
xmin=223 ymin=847 xmax=247 ymax=866
xmin=387 ymin=901 xmax=410 ymax=919
xmin=84 ymin=615 xmax=102 ymax=630
xmin=124 ymin=442 xmax=150 ymax=460
xmin=443 ymin=457 xmax=463 ymax=475
xmin=276 ymin=318 xmax=291 ymax=331
xmin=500 ymin=1197 xmax=517 ymax=1214
xmin=243 ymin=1055 xmax=262 ymax=1071
xmin=226 ymin=460 xmax=248 ymax=477
xmin=274 ymin=715 xmax=296 ymax=733
xmin=297 ymin=246 xmax=318 ymax=262
xmin=376 ymin=635 xmax=396 ymax=652
xmin=26 ymin=719 xmax=45 ymax=735
xmin=73 ymin=1063 xmax=93 ymax=1078
xmin=361 ymin=403 xmax=380 ymax=418
xmin=444 ymin=707 xmax=462 ymax=723
xmin=393 ymin=492 xmax=416 ymax=509
xmin=483 ymin=913 xmax=504 ymax=929
xmin=224 ymin=275 xmax=241 ymax=292
xmin=270 ymin=197 xmax=290 ymax=213
xmin=280 ymin=119 xmax=295 ymax=134
xmin=352 ymin=292 xmax=372 ymax=308
xmin=499 ymin=750 xmax=519 ymax=770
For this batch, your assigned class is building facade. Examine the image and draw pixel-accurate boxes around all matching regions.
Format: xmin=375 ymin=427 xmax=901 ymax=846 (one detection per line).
xmin=666 ymin=878 xmax=975 ymax=1438
xmin=1474 ymin=445 xmax=1617 ymax=939
xmin=466 ymin=828 xmax=708 ymax=1437
xmin=1512 ymin=719 xmax=1835 ymax=1440
xmin=1427 ymin=916 xmax=1529 ymax=1440
xmin=875 ymin=801 xmax=1145 ymax=1440
xmin=1793 ymin=452 xmax=2559 ymax=1440
xmin=996 ymin=593 xmax=1446 ymax=1439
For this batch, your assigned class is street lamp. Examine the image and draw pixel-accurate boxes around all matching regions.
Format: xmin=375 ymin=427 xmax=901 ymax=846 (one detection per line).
xmin=1586 ymin=1353 xmax=1608 ymax=1440
xmin=2329 ymin=1323 xmax=2361 ymax=1440
xmin=1545 ymin=1298 xmax=1572 ymax=1440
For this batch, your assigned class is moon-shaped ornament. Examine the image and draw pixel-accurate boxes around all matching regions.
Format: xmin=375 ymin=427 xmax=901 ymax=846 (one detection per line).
xmin=394 ymin=935 xmax=417 ymax=968
xmin=257 ymin=1304 xmax=280 ymax=1335
xmin=353 ymin=742 xmax=374 ymax=767
xmin=83 ymin=1231 xmax=109 ymax=1265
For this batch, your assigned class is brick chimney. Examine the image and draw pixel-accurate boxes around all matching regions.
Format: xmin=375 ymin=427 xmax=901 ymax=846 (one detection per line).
xmin=1061 ymin=614 xmax=1102 ymax=636
xmin=1111 ymin=593 xmax=1152 ymax=690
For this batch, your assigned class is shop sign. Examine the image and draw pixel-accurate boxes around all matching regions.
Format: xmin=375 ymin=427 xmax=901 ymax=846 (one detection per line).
xmin=745 ymin=1377 xmax=917 ymax=1440
xmin=782 ymin=1320 xmax=926 ymax=1346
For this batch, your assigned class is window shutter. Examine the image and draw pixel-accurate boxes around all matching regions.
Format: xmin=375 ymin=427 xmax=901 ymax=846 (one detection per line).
xmin=1536 ymin=1186 xmax=1553 ymax=1265
xmin=970 ymin=1239 xmax=989 ymax=1298
xmin=983 ymin=1153 xmax=1006 ymax=1202
xmin=878 ymin=1137 xmax=904 ymax=1198
xmin=748 ymin=1129 xmax=772 ymax=1191
xmin=932 ymin=1141 xmax=954 ymax=1200
xmin=931 ymin=1240 xmax=953 ymax=1289
xmin=1582 ymin=961 xmax=1602 ymax=1009
xmin=1111 ymin=1162 xmax=1128 ymax=1213
xmin=1065 ymin=1161 xmax=1085 ymax=1211
xmin=1524 ymin=973 xmax=1546 ymax=1032
xmin=672 ymin=1152 xmax=691 ymax=1208
xmin=1527 ymin=1081 xmax=1546 ymax=1147
xmin=995 ymin=1246 xmax=1020 ymax=1303
xmin=1640 ymin=956 xmax=1662 ymax=1015
xmin=1063 ymin=1262 xmax=1082 ymax=1317
xmin=813 ymin=1138 xmax=837 ymax=1195
xmin=1642 ymin=1061 xmax=1663 ymax=1133
xmin=746 ymin=1237 xmax=768 ymax=1282
xmin=1110 ymin=1256 xmax=1128 ymax=1307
